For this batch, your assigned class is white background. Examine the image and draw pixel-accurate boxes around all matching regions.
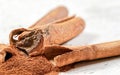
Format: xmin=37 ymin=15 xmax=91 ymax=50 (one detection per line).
xmin=0 ymin=0 xmax=120 ymax=75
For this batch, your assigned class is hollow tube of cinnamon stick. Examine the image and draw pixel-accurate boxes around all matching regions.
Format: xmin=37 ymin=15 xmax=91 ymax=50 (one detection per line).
xmin=54 ymin=40 xmax=120 ymax=67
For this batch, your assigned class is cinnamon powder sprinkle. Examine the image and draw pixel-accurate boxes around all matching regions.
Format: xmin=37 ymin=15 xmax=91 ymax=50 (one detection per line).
xmin=0 ymin=55 xmax=57 ymax=75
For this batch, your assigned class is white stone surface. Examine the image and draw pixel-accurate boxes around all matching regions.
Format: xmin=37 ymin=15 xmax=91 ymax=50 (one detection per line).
xmin=0 ymin=0 xmax=120 ymax=75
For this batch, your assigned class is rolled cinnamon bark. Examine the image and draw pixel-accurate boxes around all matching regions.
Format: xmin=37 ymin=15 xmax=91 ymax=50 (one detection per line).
xmin=9 ymin=6 xmax=70 ymax=55
xmin=29 ymin=6 xmax=68 ymax=29
xmin=0 ymin=44 xmax=27 ymax=63
xmin=0 ymin=44 xmax=7 ymax=63
xmin=9 ymin=16 xmax=85 ymax=55
xmin=9 ymin=6 xmax=69 ymax=47
xmin=54 ymin=40 xmax=120 ymax=67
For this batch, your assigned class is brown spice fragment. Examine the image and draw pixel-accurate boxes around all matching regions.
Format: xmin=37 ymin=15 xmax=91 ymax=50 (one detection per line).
xmin=0 ymin=44 xmax=19 ymax=63
xmin=0 ymin=44 xmax=7 ymax=63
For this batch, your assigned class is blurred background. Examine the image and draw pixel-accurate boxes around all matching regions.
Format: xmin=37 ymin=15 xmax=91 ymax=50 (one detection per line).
xmin=0 ymin=0 xmax=120 ymax=75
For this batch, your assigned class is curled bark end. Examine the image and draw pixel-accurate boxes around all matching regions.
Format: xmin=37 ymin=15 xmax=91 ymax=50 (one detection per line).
xmin=9 ymin=28 xmax=27 ymax=45
xmin=0 ymin=44 xmax=14 ymax=63
xmin=0 ymin=50 xmax=6 ymax=63
xmin=9 ymin=28 xmax=44 ymax=55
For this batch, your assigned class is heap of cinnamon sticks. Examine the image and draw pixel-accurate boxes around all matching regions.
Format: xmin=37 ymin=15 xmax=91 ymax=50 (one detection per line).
xmin=0 ymin=6 xmax=120 ymax=75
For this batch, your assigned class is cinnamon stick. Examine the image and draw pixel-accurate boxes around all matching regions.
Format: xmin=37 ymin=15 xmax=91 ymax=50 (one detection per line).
xmin=9 ymin=16 xmax=85 ymax=55
xmin=54 ymin=40 xmax=120 ymax=67
xmin=9 ymin=6 xmax=69 ymax=46
xmin=29 ymin=6 xmax=68 ymax=29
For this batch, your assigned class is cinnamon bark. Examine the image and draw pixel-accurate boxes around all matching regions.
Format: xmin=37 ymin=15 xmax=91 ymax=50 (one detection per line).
xmin=9 ymin=6 xmax=70 ymax=55
xmin=54 ymin=40 xmax=120 ymax=67
xmin=31 ymin=45 xmax=72 ymax=59
xmin=9 ymin=6 xmax=69 ymax=47
xmin=0 ymin=44 xmax=7 ymax=63
xmin=0 ymin=44 xmax=27 ymax=63
xmin=29 ymin=6 xmax=68 ymax=28
xmin=9 ymin=16 xmax=85 ymax=55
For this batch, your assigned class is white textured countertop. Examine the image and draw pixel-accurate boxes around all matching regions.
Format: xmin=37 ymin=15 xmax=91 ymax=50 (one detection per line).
xmin=0 ymin=0 xmax=120 ymax=75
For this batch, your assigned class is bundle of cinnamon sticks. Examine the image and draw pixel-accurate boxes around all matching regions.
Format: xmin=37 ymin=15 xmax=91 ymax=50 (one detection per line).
xmin=0 ymin=6 xmax=120 ymax=75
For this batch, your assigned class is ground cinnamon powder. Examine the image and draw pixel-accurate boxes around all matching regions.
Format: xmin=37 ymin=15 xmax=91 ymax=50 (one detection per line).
xmin=0 ymin=54 xmax=57 ymax=75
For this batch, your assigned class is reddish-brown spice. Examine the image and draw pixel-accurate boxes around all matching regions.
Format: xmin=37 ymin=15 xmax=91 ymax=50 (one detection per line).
xmin=0 ymin=55 xmax=57 ymax=75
